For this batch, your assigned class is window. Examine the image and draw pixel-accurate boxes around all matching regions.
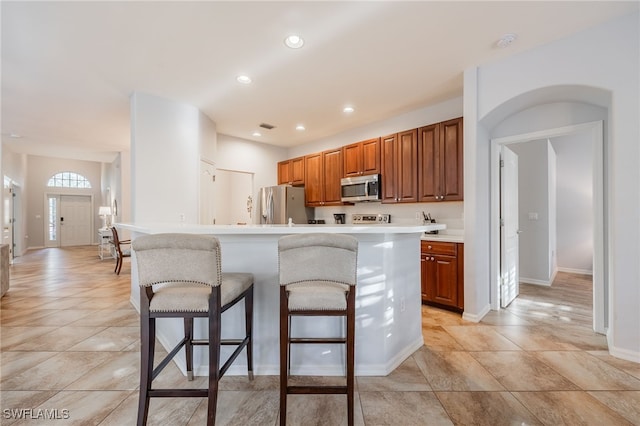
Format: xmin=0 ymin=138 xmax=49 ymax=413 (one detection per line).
xmin=47 ymin=172 xmax=92 ymax=188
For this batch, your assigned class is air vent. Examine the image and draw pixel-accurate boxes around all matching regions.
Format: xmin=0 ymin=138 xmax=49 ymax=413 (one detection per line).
xmin=259 ymin=123 xmax=276 ymax=130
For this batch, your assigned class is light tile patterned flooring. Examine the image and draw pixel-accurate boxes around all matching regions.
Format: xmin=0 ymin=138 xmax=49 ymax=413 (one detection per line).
xmin=1 ymin=246 xmax=639 ymax=425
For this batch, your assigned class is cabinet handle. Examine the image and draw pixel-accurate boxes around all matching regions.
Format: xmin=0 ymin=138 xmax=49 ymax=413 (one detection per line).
xmin=431 ymin=257 xmax=435 ymax=261
xmin=427 ymin=245 xmax=432 ymax=250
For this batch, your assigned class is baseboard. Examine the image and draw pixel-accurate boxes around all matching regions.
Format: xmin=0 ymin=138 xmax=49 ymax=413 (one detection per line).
xmin=192 ymin=336 xmax=425 ymax=377
xmin=520 ymin=277 xmax=552 ymax=286
xmin=607 ymin=329 xmax=640 ymax=363
xmin=557 ymin=267 xmax=593 ymax=276
xmin=462 ymin=303 xmax=491 ymax=323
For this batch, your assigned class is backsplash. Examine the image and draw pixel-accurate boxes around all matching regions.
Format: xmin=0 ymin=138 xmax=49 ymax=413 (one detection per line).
xmin=311 ymin=201 xmax=464 ymax=230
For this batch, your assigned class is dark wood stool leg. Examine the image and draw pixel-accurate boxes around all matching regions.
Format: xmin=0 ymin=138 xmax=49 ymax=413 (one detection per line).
xmin=279 ymin=287 xmax=288 ymax=426
xmin=184 ymin=317 xmax=194 ymax=380
xmin=245 ymin=286 xmax=254 ymax=380
xmin=138 ymin=314 xmax=154 ymax=426
xmin=207 ymin=288 xmax=222 ymax=426
xmin=346 ymin=290 xmax=356 ymax=426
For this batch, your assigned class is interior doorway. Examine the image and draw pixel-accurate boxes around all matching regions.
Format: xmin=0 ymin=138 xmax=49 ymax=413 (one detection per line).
xmin=3 ymin=178 xmax=17 ymax=262
xmin=491 ymin=120 xmax=605 ymax=334
xmin=213 ymin=169 xmax=254 ymax=225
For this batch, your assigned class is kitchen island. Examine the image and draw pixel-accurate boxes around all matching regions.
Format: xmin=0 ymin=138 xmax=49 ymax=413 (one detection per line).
xmin=118 ymin=222 xmax=445 ymax=377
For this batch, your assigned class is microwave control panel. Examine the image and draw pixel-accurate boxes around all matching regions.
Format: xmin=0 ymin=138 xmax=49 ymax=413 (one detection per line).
xmin=352 ymin=214 xmax=391 ymax=224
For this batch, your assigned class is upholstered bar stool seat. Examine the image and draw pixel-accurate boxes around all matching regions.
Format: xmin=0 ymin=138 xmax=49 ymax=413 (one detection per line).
xmin=278 ymin=233 xmax=358 ymax=426
xmin=133 ymin=233 xmax=254 ymax=426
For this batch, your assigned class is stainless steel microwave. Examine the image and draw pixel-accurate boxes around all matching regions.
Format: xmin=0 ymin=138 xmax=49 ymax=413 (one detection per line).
xmin=340 ymin=174 xmax=381 ymax=202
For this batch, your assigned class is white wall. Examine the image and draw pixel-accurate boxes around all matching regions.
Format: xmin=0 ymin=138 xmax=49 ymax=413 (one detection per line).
xmin=552 ymin=132 xmax=593 ymax=273
xmin=509 ymin=140 xmax=552 ymax=284
xmin=130 ymin=92 xmax=216 ymax=224
xmin=465 ymin=11 xmax=639 ymax=360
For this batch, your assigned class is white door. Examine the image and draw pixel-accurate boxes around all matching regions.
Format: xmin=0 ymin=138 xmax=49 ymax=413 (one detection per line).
xmin=3 ymin=184 xmax=14 ymax=261
xmin=59 ymin=195 xmax=91 ymax=246
xmin=500 ymin=146 xmax=520 ymax=307
xmin=200 ymin=161 xmax=216 ymax=225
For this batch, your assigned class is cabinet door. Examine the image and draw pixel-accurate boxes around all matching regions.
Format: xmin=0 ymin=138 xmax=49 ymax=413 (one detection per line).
xmin=361 ymin=137 xmax=381 ymax=175
xmin=290 ymin=156 xmax=305 ymax=185
xmin=343 ymin=143 xmax=362 ymax=177
xmin=397 ymin=129 xmax=418 ymax=203
xmin=421 ymin=253 xmax=430 ymax=300
xmin=323 ymin=148 xmax=343 ymax=205
xmin=440 ymin=117 xmax=463 ymax=201
xmin=380 ymin=134 xmax=398 ymax=203
xmin=277 ymin=160 xmax=291 ymax=185
xmin=426 ymin=255 xmax=458 ymax=307
xmin=418 ymin=124 xmax=439 ymax=202
xmin=304 ymin=153 xmax=323 ymax=206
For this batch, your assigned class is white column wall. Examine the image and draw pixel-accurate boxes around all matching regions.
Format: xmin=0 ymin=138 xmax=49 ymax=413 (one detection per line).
xmin=130 ymin=92 xmax=216 ymax=224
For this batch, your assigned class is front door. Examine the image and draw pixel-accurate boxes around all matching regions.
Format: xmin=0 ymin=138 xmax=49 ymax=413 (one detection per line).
xmin=46 ymin=195 xmax=92 ymax=247
xmin=60 ymin=195 xmax=91 ymax=246
xmin=500 ymin=146 xmax=520 ymax=307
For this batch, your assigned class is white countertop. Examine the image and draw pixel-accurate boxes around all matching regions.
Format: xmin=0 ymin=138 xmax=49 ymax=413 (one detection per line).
xmin=116 ymin=222 xmax=446 ymax=235
xmin=421 ymin=229 xmax=464 ymax=243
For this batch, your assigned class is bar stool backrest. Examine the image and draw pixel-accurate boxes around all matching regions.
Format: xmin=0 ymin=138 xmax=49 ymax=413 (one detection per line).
xmin=133 ymin=233 xmax=222 ymax=288
xmin=278 ymin=233 xmax=358 ymax=287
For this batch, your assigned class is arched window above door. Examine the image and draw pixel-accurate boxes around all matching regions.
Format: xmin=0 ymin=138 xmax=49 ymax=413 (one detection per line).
xmin=47 ymin=172 xmax=92 ymax=188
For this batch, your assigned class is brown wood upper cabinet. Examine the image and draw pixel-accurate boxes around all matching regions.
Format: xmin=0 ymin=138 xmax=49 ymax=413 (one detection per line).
xmin=342 ymin=137 xmax=380 ymax=177
xmin=304 ymin=148 xmax=344 ymax=207
xmin=381 ymin=129 xmax=418 ymax=203
xmin=418 ymin=117 xmax=463 ymax=202
xmin=277 ymin=156 xmax=305 ymax=186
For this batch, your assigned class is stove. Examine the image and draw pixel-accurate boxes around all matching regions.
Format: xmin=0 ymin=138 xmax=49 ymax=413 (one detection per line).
xmin=352 ymin=214 xmax=391 ymax=224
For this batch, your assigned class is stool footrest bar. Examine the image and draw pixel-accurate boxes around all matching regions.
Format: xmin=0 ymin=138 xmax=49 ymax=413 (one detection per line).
xmin=287 ymin=385 xmax=348 ymax=395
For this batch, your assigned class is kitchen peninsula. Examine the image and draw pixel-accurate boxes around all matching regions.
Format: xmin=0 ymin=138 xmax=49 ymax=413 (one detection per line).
xmin=118 ymin=222 xmax=445 ymax=377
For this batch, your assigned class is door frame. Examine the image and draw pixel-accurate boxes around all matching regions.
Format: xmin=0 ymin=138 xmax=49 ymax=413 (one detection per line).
xmin=490 ymin=120 xmax=605 ymax=333
xmin=44 ymin=192 xmax=95 ymax=248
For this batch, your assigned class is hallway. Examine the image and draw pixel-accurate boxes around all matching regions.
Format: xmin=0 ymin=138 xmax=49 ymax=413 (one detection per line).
xmin=1 ymin=247 xmax=639 ymax=425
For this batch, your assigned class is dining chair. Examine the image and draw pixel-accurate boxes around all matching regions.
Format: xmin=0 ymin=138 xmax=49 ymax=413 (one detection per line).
xmin=111 ymin=226 xmax=131 ymax=275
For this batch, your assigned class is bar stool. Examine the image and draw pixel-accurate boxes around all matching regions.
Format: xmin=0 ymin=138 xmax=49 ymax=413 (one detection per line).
xmin=278 ymin=233 xmax=358 ymax=426
xmin=133 ymin=233 xmax=254 ymax=426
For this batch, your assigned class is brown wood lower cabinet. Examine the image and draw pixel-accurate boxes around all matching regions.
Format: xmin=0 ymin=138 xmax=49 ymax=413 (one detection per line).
xmin=421 ymin=241 xmax=464 ymax=312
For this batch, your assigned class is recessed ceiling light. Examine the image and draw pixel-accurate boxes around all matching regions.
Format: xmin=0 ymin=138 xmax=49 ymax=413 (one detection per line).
xmin=236 ymin=75 xmax=252 ymax=84
xmin=252 ymin=131 xmax=262 ymax=137
xmin=496 ymin=33 xmax=518 ymax=49
xmin=343 ymin=106 xmax=355 ymax=113
xmin=295 ymin=124 xmax=305 ymax=131
xmin=284 ymin=35 xmax=304 ymax=49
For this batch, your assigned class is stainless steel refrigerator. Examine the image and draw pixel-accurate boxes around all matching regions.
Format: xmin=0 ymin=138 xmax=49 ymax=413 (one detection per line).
xmin=259 ymin=185 xmax=312 ymax=224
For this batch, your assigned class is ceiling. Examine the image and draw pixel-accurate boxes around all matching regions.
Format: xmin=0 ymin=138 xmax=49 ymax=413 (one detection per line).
xmin=2 ymin=1 xmax=637 ymax=163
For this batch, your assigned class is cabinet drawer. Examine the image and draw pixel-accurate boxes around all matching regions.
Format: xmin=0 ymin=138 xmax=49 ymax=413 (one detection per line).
xmin=421 ymin=241 xmax=457 ymax=256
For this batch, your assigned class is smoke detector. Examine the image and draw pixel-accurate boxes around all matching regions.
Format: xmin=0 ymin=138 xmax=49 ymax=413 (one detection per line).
xmin=496 ymin=33 xmax=518 ymax=49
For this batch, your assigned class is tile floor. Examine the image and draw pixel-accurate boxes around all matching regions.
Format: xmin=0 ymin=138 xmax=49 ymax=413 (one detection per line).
xmin=1 ymin=246 xmax=639 ymax=425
